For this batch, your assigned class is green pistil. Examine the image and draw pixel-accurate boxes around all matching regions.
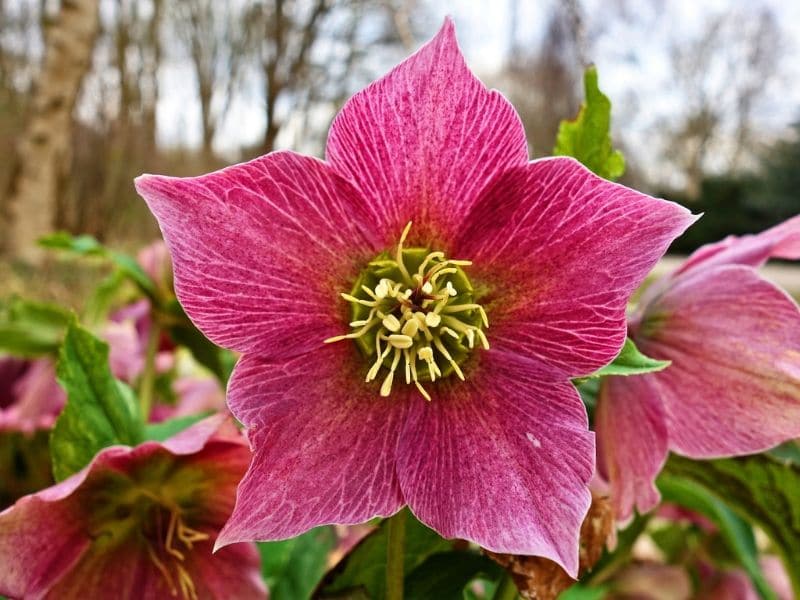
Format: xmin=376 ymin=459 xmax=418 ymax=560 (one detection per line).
xmin=325 ymin=222 xmax=489 ymax=400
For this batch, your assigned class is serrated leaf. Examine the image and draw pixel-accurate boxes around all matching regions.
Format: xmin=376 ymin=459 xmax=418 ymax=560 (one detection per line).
xmin=663 ymin=454 xmax=800 ymax=596
xmin=404 ymin=552 xmax=502 ymax=600
xmin=50 ymin=322 xmax=143 ymax=481
xmin=258 ymin=527 xmax=336 ymax=600
xmin=142 ymin=413 xmax=210 ymax=442
xmin=318 ymin=509 xmax=451 ymax=599
xmin=591 ymin=338 xmax=670 ymax=378
xmin=39 ymin=232 xmax=156 ymax=298
xmin=658 ymin=472 xmax=774 ymax=600
xmin=554 ymin=66 xmax=625 ymax=181
xmin=0 ymin=298 xmax=71 ymax=356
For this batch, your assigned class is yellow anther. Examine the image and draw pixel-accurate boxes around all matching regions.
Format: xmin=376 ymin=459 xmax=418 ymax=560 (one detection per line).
xmin=418 ymin=346 xmax=433 ymax=361
xmin=382 ymin=314 xmax=401 ymax=332
xmin=421 ymin=281 xmax=434 ymax=294
xmin=401 ymin=318 xmax=419 ymax=337
xmin=375 ymin=279 xmax=390 ymax=299
xmin=425 ymin=312 xmax=441 ymax=328
xmin=388 ymin=334 xmax=414 ymax=349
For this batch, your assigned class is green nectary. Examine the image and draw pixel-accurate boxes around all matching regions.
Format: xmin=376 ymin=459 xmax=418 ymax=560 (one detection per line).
xmin=325 ymin=223 xmax=488 ymax=400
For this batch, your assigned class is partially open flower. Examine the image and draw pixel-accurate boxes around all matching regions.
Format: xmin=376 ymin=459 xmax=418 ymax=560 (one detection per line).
xmin=597 ymin=216 xmax=800 ymax=520
xmin=0 ymin=416 xmax=265 ymax=599
xmin=135 ymin=20 xmax=693 ymax=575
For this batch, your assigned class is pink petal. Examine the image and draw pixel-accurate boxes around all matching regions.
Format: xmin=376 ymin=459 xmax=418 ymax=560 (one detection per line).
xmin=595 ymin=375 xmax=669 ymax=521
xmin=326 ymin=18 xmax=528 ymax=244
xmin=675 ymin=214 xmax=800 ymax=277
xmin=216 ymin=344 xmax=408 ymax=548
xmin=0 ymin=358 xmax=65 ymax=432
xmin=454 ymin=157 xmax=696 ymax=377
xmin=0 ymin=494 xmax=89 ymax=599
xmin=0 ymin=415 xmax=254 ymax=598
xmin=135 ymin=151 xmax=382 ymax=359
xmin=395 ymin=351 xmax=593 ymax=577
xmin=635 ymin=265 xmax=800 ymax=457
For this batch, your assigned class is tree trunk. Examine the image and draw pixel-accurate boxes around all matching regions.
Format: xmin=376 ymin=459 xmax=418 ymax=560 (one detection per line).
xmin=3 ymin=0 xmax=100 ymax=262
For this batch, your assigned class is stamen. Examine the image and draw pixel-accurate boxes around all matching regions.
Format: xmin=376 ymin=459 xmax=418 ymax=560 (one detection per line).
xmin=396 ymin=222 xmax=414 ymax=285
xmin=327 ymin=222 xmax=488 ymax=399
xmin=382 ymin=314 xmax=401 ymax=332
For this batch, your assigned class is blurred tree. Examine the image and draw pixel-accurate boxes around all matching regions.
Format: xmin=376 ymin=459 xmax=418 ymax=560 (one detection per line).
xmin=3 ymin=0 xmax=101 ymax=262
xmin=168 ymin=0 xmax=248 ymax=160
xmin=659 ymin=8 xmax=781 ymax=198
xmin=751 ymin=122 xmax=800 ymax=223
xmin=494 ymin=1 xmax=583 ymax=156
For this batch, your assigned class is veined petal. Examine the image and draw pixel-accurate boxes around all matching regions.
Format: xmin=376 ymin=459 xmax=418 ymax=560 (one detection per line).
xmin=216 ymin=345 xmax=408 ymax=548
xmin=0 ymin=416 xmax=256 ymax=599
xmin=596 ymin=375 xmax=669 ymax=522
xmin=674 ymin=214 xmax=800 ymax=277
xmin=326 ymin=18 xmax=528 ymax=245
xmin=0 ymin=496 xmax=88 ymax=599
xmin=454 ymin=157 xmax=696 ymax=377
xmin=636 ymin=265 xmax=800 ymax=457
xmin=396 ymin=351 xmax=593 ymax=577
xmin=135 ymin=152 xmax=382 ymax=359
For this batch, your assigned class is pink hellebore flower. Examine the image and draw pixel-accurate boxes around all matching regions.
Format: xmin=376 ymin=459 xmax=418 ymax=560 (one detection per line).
xmin=0 ymin=416 xmax=265 ymax=600
xmin=134 ymin=21 xmax=693 ymax=574
xmin=597 ymin=216 xmax=800 ymax=521
xmin=0 ymin=357 xmax=65 ymax=433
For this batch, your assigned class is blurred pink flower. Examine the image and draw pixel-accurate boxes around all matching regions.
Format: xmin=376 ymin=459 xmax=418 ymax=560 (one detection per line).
xmin=104 ymin=299 xmax=174 ymax=384
xmin=135 ymin=20 xmax=693 ymax=574
xmin=0 ymin=416 xmax=265 ymax=600
xmin=149 ymin=376 xmax=226 ymax=423
xmin=0 ymin=356 xmax=65 ymax=433
xmin=597 ymin=216 xmax=800 ymax=520
xmin=138 ymin=240 xmax=174 ymax=298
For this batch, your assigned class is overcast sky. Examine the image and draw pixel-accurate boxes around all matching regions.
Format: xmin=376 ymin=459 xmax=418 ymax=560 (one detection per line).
xmin=156 ymin=0 xmax=800 ymax=169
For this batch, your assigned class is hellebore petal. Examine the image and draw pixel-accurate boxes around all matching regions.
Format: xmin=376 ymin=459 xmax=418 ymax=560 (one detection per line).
xmin=454 ymin=157 xmax=696 ymax=377
xmin=674 ymin=214 xmax=800 ymax=277
xmin=595 ymin=375 xmax=669 ymax=521
xmin=396 ymin=351 xmax=593 ymax=577
xmin=135 ymin=151 xmax=382 ymax=359
xmin=0 ymin=416 xmax=265 ymax=600
xmin=635 ymin=265 xmax=800 ymax=457
xmin=216 ymin=344 xmax=407 ymax=548
xmin=326 ymin=18 xmax=528 ymax=244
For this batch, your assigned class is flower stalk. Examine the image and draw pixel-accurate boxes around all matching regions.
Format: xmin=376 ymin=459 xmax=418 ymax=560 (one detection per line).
xmin=138 ymin=321 xmax=161 ymax=419
xmin=385 ymin=509 xmax=407 ymax=600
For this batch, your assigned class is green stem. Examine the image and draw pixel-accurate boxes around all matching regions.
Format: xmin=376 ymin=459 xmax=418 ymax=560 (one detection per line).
xmin=492 ymin=573 xmax=519 ymax=600
xmin=138 ymin=321 xmax=161 ymax=420
xmin=385 ymin=510 xmax=407 ymax=600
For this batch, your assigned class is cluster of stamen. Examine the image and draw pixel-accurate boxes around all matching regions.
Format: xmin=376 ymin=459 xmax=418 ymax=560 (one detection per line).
xmin=142 ymin=501 xmax=209 ymax=600
xmin=325 ymin=222 xmax=488 ymax=400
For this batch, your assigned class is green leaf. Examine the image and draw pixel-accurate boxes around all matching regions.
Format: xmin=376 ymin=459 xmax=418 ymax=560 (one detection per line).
xmin=142 ymin=413 xmax=210 ymax=442
xmin=319 ymin=510 xmax=451 ymax=598
xmin=558 ymin=585 xmax=608 ymax=600
xmin=404 ymin=552 xmax=502 ymax=600
xmin=0 ymin=298 xmax=71 ymax=356
xmin=591 ymin=338 xmax=670 ymax=378
xmin=554 ymin=66 xmax=626 ymax=181
xmin=664 ymin=454 xmax=800 ymax=597
xmin=258 ymin=527 xmax=336 ymax=600
xmin=39 ymin=232 xmax=156 ymax=298
xmin=658 ymin=472 xmax=774 ymax=600
xmin=50 ymin=322 xmax=143 ymax=481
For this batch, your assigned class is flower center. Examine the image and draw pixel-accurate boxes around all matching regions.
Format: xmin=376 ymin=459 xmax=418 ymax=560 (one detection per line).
xmin=325 ymin=222 xmax=489 ymax=400
xmin=87 ymin=476 xmax=209 ymax=600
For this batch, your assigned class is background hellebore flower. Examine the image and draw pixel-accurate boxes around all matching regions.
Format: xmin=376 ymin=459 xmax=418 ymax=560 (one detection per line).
xmin=134 ymin=20 xmax=693 ymax=575
xmin=596 ymin=216 xmax=800 ymax=520
xmin=0 ymin=415 xmax=266 ymax=600
xmin=0 ymin=356 xmax=65 ymax=433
